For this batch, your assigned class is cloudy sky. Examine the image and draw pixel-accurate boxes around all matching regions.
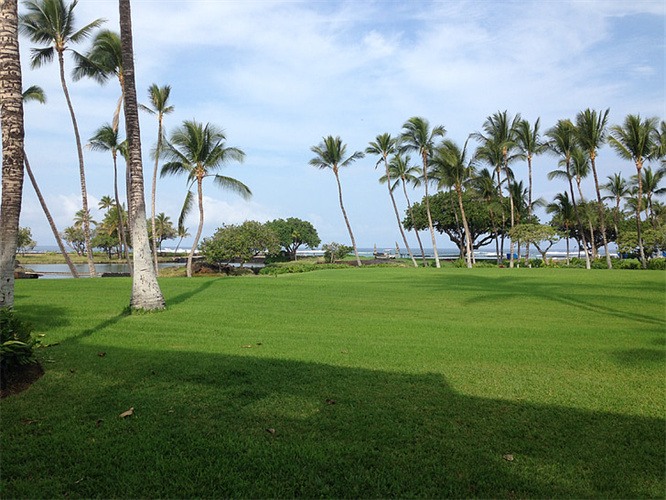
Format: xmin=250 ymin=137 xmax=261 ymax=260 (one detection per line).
xmin=17 ymin=0 xmax=665 ymax=251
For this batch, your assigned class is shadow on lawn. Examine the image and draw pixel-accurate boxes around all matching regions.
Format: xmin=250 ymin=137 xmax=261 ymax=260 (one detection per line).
xmin=4 ymin=339 xmax=664 ymax=498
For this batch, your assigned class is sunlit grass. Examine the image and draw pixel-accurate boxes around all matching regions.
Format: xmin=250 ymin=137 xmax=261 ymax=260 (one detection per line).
xmin=3 ymin=268 xmax=664 ymax=498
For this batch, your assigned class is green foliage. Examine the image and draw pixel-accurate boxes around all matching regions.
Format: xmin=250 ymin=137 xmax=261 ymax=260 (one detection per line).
xmin=529 ymin=258 xmax=544 ymax=268
xmin=509 ymin=224 xmax=561 ymax=260
xmin=647 ymin=258 xmax=666 ymax=270
xmin=61 ymin=225 xmax=87 ymax=256
xmin=264 ymin=218 xmax=320 ymax=260
xmin=259 ymin=261 xmax=351 ymax=275
xmin=17 ymin=227 xmax=36 ymax=256
xmin=0 ymin=307 xmax=39 ymax=379
xmin=322 ymin=242 xmax=352 ymax=263
xmin=617 ymin=227 xmax=666 ymax=257
xmin=199 ymin=221 xmax=280 ymax=269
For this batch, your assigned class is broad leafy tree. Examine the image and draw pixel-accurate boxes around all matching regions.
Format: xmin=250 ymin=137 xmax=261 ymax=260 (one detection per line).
xmin=161 ymin=120 xmax=249 ymax=277
xmin=309 ymin=135 xmax=364 ymax=266
xmin=200 ymin=221 xmax=280 ymax=270
xmin=508 ymin=224 xmax=561 ymax=262
xmin=17 ymin=227 xmax=36 ymax=256
xmin=20 ymin=0 xmax=105 ymax=278
xmin=265 ymin=218 xmax=320 ymax=260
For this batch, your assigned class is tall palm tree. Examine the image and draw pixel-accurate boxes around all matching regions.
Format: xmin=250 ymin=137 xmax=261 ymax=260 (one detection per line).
xmin=174 ymin=225 xmax=190 ymax=254
xmin=431 ymin=139 xmax=476 ymax=268
xmin=87 ymin=124 xmax=132 ymax=273
xmin=19 ymin=85 xmax=79 ymax=277
xmin=602 ymin=172 xmax=630 ymax=238
xmin=141 ymin=84 xmax=174 ymax=276
xmin=0 ymin=0 xmax=25 ymax=308
xmin=515 ymin=117 xmax=546 ymax=261
xmin=119 ymin=0 xmax=165 ymax=310
xmin=366 ymin=133 xmax=417 ymax=267
xmin=309 ymin=136 xmax=364 ymax=266
xmin=384 ymin=154 xmax=427 ymax=266
xmin=633 ymin=166 xmax=666 ymax=226
xmin=19 ymin=0 xmax=105 ymax=278
xmin=473 ymin=168 xmax=502 ymax=265
xmin=546 ymin=192 xmax=575 ymax=265
xmin=608 ymin=114 xmax=658 ymax=268
xmin=567 ymin=147 xmax=598 ymax=258
xmin=575 ymin=108 xmax=612 ymax=268
xmin=546 ymin=119 xmax=591 ymax=269
xmin=400 ymin=117 xmax=446 ymax=268
xmin=162 ymin=120 xmax=249 ymax=277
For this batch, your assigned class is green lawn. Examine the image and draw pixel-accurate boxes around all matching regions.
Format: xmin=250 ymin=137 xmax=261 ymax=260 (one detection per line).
xmin=2 ymin=268 xmax=665 ymax=498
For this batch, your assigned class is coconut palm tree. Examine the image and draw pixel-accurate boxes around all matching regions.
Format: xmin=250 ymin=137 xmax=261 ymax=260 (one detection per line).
xmin=20 ymin=0 xmax=105 ymax=278
xmin=161 ymin=120 xmax=249 ymax=277
xmin=547 ymin=192 xmax=575 ymax=265
xmin=19 ymin=85 xmax=79 ymax=277
xmin=366 ymin=133 xmax=417 ymax=267
xmin=515 ymin=118 xmax=547 ymax=260
xmin=119 ymin=0 xmax=165 ymax=310
xmin=633 ymin=166 xmax=666 ymax=226
xmin=608 ymin=114 xmax=658 ymax=268
xmin=174 ymin=225 xmax=190 ymax=254
xmin=400 ymin=117 xmax=446 ymax=268
xmin=546 ymin=119 xmax=591 ymax=269
xmin=87 ymin=124 xmax=132 ymax=273
xmin=473 ymin=168 xmax=502 ymax=264
xmin=383 ymin=154 xmax=427 ymax=266
xmin=602 ymin=173 xmax=630 ymax=238
xmin=141 ymin=84 xmax=174 ymax=276
xmin=575 ymin=108 xmax=612 ymax=268
xmin=309 ymin=136 xmax=363 ymax=266
xmin=0 ymin=0 xmax=26 ymax=307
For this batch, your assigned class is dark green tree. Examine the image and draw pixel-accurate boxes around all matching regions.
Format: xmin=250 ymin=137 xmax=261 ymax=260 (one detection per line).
xmin=265 ymin=218 xmax=320 ymax=261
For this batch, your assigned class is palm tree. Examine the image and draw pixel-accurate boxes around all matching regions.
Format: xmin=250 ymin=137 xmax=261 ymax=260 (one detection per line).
xmin=20 ymin=85 xmax=79 ymax=277
xmin=366 ymin=133 xmax=417 ymax=267
xmin=119 ymin=0 xmax=165 ymax=310
xmin=547 ymin=192 xmax=575 ymax=265
xmin=602 ymin=173 xmax=630 ymax=238
xmin=546 ymin=119 xmax=591 ymax=269
xmin=634 ymin=166 xmax=666 ymax=226
xmin=309 ymin=136 xmax=363 ymax=266
xmin=515 ymin=118 xmax=547 ymax=261
xmin=0 ymin=0 xmax=26 ymax=307
xmin=400 ymin=117 xmax=446 ymax=268
xmin=608 ymin=114 xmax=658 ymax=268
xmin=87 ymin=124 xmax=132 ymax=273
xmin=575 ymin=108 xmax=612 ymax=268
xmin=174 ymin=225 xmax=190 ymax=254
xmin=161 ymin=120 xmax=249 ymax=277
xmin=567 ymin=148 xmax=598 ymax=258
xmin=20 ymin=0 xmax=105 ymax=278
xmin=384 ymin=154 xmax=427 ymax=266
xmin=141 ymin=84 xmax=174 ymax=276
xmin=431 ymin=139 xmax=476 ymax=267
xmin=473 ymin=168 xmax=502 ymax=265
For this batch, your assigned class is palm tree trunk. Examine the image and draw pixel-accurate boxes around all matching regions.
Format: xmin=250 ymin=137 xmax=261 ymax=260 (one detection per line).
xmin=120 ymin=0 xmax=165 ymax=310
xmin=576 ymin=181 xmax=597 ymax=259
xmin=565 ymin=222 xmax=570 ymax=265
xmin=589 ymin=154 xmax=612 ymax=269
xmin=384 ymin=161 xmax=417 ymax=267
xmin=24 ymin=155 xmax=79 ymax=277
xmin=526 ymin=155 xmax=533 ymax=262
xmin=635 ymin=162 xmax=647 ymax=268
xmin=57 ymin=50 xmax=97 ymax=278
xmin=506 ymin=168 xmax=515 ymax=268
xmin=402 ymin=180 xmax=427 ymax=267
xmin=422 ymin=153 xmax=440 ymax=268
xmin=151 ymin=116 xmax=163 ymax=276
xmin=334 ymin=169 xmax=361 ymax=266
xmin=496 ymin=166 xmax=506 ymax=262
xmin=112 ymin=153 xmax=132 ymax=276
xmin=187 ymin=178 xmax=205 ymax=278
xmin=456 ymin=186 xmax=473 ymax=268
xmin=0 ymin=0 xmax=24 ymax=308
xmin=568 ymin=172 xmax=591 ymax=269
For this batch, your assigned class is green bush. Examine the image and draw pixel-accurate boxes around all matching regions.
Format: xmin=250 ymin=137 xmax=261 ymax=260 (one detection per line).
xmin=647 ymin=258 xmax=665 ymax=270
xmin=615 ymin=259 xmax=640 ymax=270
xmin=259 ymin=262 xmax=351 ymax=275
xmin=1 ymin=307 xmax=39 ymax=379
xmin=529 ymin=259 xmax=543 ymax=268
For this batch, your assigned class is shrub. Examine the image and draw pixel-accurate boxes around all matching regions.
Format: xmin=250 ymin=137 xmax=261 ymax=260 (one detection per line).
xmin=647 ymin=258 xmax=665 ymax=271
xmin=528 ymin=259 xmax=543 ymax=268
xmin=322 ymin=243 xmax=352 ymax=263
xmin=259 ymin=262 xmax=351 ymax=276
xmin=1 ymin=307 xmax=39 ymax=380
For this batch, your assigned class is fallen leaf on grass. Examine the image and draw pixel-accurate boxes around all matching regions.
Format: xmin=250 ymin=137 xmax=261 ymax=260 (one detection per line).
xmin=265 ymin=428 xmax=276 ymax=435
xmin=37 ymin=334 xmax=46 ymax=337
xmin=70 ymin=369 xmax=75 ymax=373
xmin=97 ymin=352 xmax=106 ymax=357
xmin=119 ymin=407 xmax=134 ymax=418
xmin=39 ymin=342 xmax=60 ymax=348
xmin=95 ymin=419 xmax=103 ymax=428
xmin=241 ymin=345 xmax=252 ymax=348
xmin=326 ymin=398 xmax=336 ymax=405
xmin=503 ymin=454 xmax=515 ymax=462
xmin=256 ymin=343 xmax=263 ymax=346
xmin=21 ymin=420 xmax=37 ymax=425
xmin=341 ymin=350 xmax=348 ymax=354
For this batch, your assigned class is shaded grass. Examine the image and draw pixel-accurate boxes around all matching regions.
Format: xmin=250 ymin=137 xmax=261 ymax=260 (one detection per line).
xmin=2 ymin=268 xmax=665 ymax=498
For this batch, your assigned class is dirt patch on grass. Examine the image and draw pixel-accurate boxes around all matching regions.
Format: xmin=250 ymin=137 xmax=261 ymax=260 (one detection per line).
xmin=1 ymin=362 xmax=44 ymax=398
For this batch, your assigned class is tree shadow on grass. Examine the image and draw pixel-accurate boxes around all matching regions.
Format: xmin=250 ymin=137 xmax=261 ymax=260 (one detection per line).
xmin=3 ymin=342 xmax=663 ymax=499
xmin=164 ymin=278 xmax=216 ymax=308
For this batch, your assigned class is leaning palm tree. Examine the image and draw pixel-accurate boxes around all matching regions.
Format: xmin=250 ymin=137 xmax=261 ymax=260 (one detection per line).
xmin=515 ymin=118 xmax=547 ymax=260
xmin=608 ymin=114 xmax=658 ymax=268
xmin=119 ymin=0 xmax=165 ymax=310
xmin=309 ymin=136 xmax=364 ymax=266
xmin=140 ymin=84 xmax=174 ymax=276
xmin=366 ymin=133 xmax=417 ymax=267
xmin=575 ymin=108 xmax=612 ymax=268
xmin=602 ymin=172 xmax=630 ymax=239
xmin=546 ymin=119 xmax=591 ymax=269
xmin=400 ymin=117 xmax=446 ymax=268
xmin=384 ymin=154 xmax=427 ymax=266
xmin=87 ymin=124 xmax=132 ymax=273
xmin=20 ymin=85 xmax=79 ymax=277
xmin=19 ymin=0 xmax=105 ymax=278
xmin=161 ymin=120 xmax=249 ymax=277
xmin=0 ymin=0 xmax=26 ymax=307
xmin=546 ymin=192 xmax=575 ymax=265
xmin=431 ymin=139 xmax=476 ymax=268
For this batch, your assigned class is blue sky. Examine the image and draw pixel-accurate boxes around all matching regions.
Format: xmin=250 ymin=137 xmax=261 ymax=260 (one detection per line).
xmin=17 ymin=0 xmax=665 ymax=250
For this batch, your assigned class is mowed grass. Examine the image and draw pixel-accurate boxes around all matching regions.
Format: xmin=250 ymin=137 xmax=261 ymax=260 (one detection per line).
xmin=2 ymin=268 xmax=664 ymax=498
